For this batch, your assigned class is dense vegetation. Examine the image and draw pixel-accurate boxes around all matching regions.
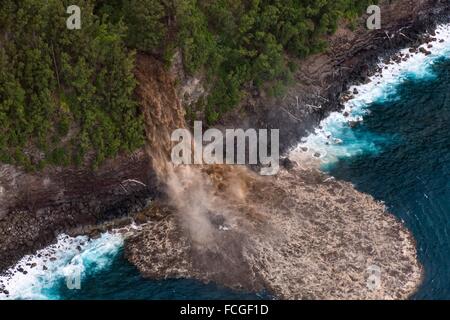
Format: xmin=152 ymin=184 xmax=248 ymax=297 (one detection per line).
xmin=0 ymin=0 xmax=376 ymax=170
xmin=0 ymin=0 xmax=144 ymax=170
xmin=174 ymin=0 xmax=377 ymax=124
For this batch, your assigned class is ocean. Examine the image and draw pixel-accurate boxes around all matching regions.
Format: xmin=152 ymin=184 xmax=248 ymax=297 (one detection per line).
xmin=0 ymin=233 xmax=265 ymax=300
xmin=1 ymin=24 xmax=449 ymax=300
xmin=297 ymin=24 xmax=450 ymax=299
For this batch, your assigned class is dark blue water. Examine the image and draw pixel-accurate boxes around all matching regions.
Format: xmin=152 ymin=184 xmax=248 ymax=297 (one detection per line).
xmin=56 ymin=248 xmax=267 ymax=300
xmin=327 ymin=57 xmax=450 ymax=299
xmin=57 ymin=57 xmax=450 ymax=300
xmin=5 ymin=37 xmax=447 ymax=300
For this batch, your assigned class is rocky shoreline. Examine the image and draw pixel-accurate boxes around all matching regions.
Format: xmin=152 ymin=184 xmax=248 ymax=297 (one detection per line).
xmin=0 ymin=0 xmax=448 ymax=299
xmin=124 ymin=0 xmax=449 ymax=299
xmin=218 ymin=0 xmax=450 ymax=154
xmin=125 ymin=165 xmax=423 ymax=299
xmin=0 ymin=152 xmax=157 ymax=272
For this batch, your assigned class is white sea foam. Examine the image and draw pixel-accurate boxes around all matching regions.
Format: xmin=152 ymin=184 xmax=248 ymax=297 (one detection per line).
xmin=291 ymin=24 xmax=450 ymax=166
xmin=3 ymin=24 xmax=450 ymax=301
xmin=0 ymin=232 xmax=124 ymax=300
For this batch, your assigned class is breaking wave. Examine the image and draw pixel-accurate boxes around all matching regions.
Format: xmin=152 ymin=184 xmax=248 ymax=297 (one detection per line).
xmin=291 ymin=24 xmax=450 ymax=169
xmin=0 ymin=233 xmax=124 ymax=300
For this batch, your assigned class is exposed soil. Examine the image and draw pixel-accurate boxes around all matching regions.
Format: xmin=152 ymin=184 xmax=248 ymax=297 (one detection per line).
xmin=0 ymin=0 xmax=448 ymax=300
xmin=218 ymin=0 xmax=450 ymax=153
xmin=126 ymin=165 xmax=422 ymax=299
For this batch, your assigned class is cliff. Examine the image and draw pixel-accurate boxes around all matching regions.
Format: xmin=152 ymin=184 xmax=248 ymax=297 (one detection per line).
xmin=0 ymin=0 xmax=448 ymax=299
xmin=216 ymin=0 xmax=450 ymax=153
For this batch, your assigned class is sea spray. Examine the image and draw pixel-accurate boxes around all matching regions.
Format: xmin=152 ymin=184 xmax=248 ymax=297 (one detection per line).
xmin=106 ymin=51 xmax=423 ymax=299
xmin=1 ymin=33 xmax=437 ymax=299
xmin=0 ymin=233 xmax=123 ymax=300
xmin=291 ymin=24 xmax=450 ymax=168
xmin=127 ymin=164 xmax=422 ymax=299
xmin=323 ymin=35 xmax=450 ymax=298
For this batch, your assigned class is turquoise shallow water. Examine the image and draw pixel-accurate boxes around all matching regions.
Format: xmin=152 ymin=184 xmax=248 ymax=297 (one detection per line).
xmin=57 ymin=248 xmax=267 ymax=300
xmin=55 ymin=55 xmax=450 ymax=300
xmin=2 ymin=25 xmax=450 ymax=300
xmin=327 ymin=56 xmax=450 ymax=299
xmin=291 ymin=23 xmax=450 ymax=298
xmin=0 ymin=233 xmax=267 ymax=300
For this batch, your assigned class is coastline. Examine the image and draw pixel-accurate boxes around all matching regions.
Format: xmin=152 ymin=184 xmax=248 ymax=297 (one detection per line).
xmin=126 ymin=2 xmax=449 ymax=299
xmin=220 ymin=0 xmax=450 ymax=154
xmin=125 ymin=165 xmax=423 ymax=299
xmin=287 ymin=22 xmax=450 ymax=298
xmin=0 ymin=0 xmax=449 ymax=299
xmin=291 ymin=23 xmax=450 ymax=164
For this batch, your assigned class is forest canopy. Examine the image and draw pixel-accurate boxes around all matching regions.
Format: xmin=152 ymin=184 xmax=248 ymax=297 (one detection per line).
xmin=0 ymin=0 xmax=376 ymax=170
xmin=0 ymin=0 xmax=144 ymax=170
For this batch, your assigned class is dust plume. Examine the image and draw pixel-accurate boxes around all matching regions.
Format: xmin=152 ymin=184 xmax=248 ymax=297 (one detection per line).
xmin=130 ymin=54 xmax=422 ymax=299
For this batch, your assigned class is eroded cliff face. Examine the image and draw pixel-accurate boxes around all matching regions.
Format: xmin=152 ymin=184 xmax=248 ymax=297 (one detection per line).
xmin=0 ymin=56 xmax=178 ymax=272
xmin=135 ymin=54 xmax=186 ymax=179
xmin=0 ymin=0 xmax=440 ymax=298
xmin=124 ymin=47 xmax=422 ymax=300
xmin=216 ymin=0 xmax=450 ymax=153
xmin=0 ymin=54 xmax=187 ymax=273
xmin=0 ymin=52 xmax=188 ymax=273
xmin=0 ymin=152 xmax=153 ymax=271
